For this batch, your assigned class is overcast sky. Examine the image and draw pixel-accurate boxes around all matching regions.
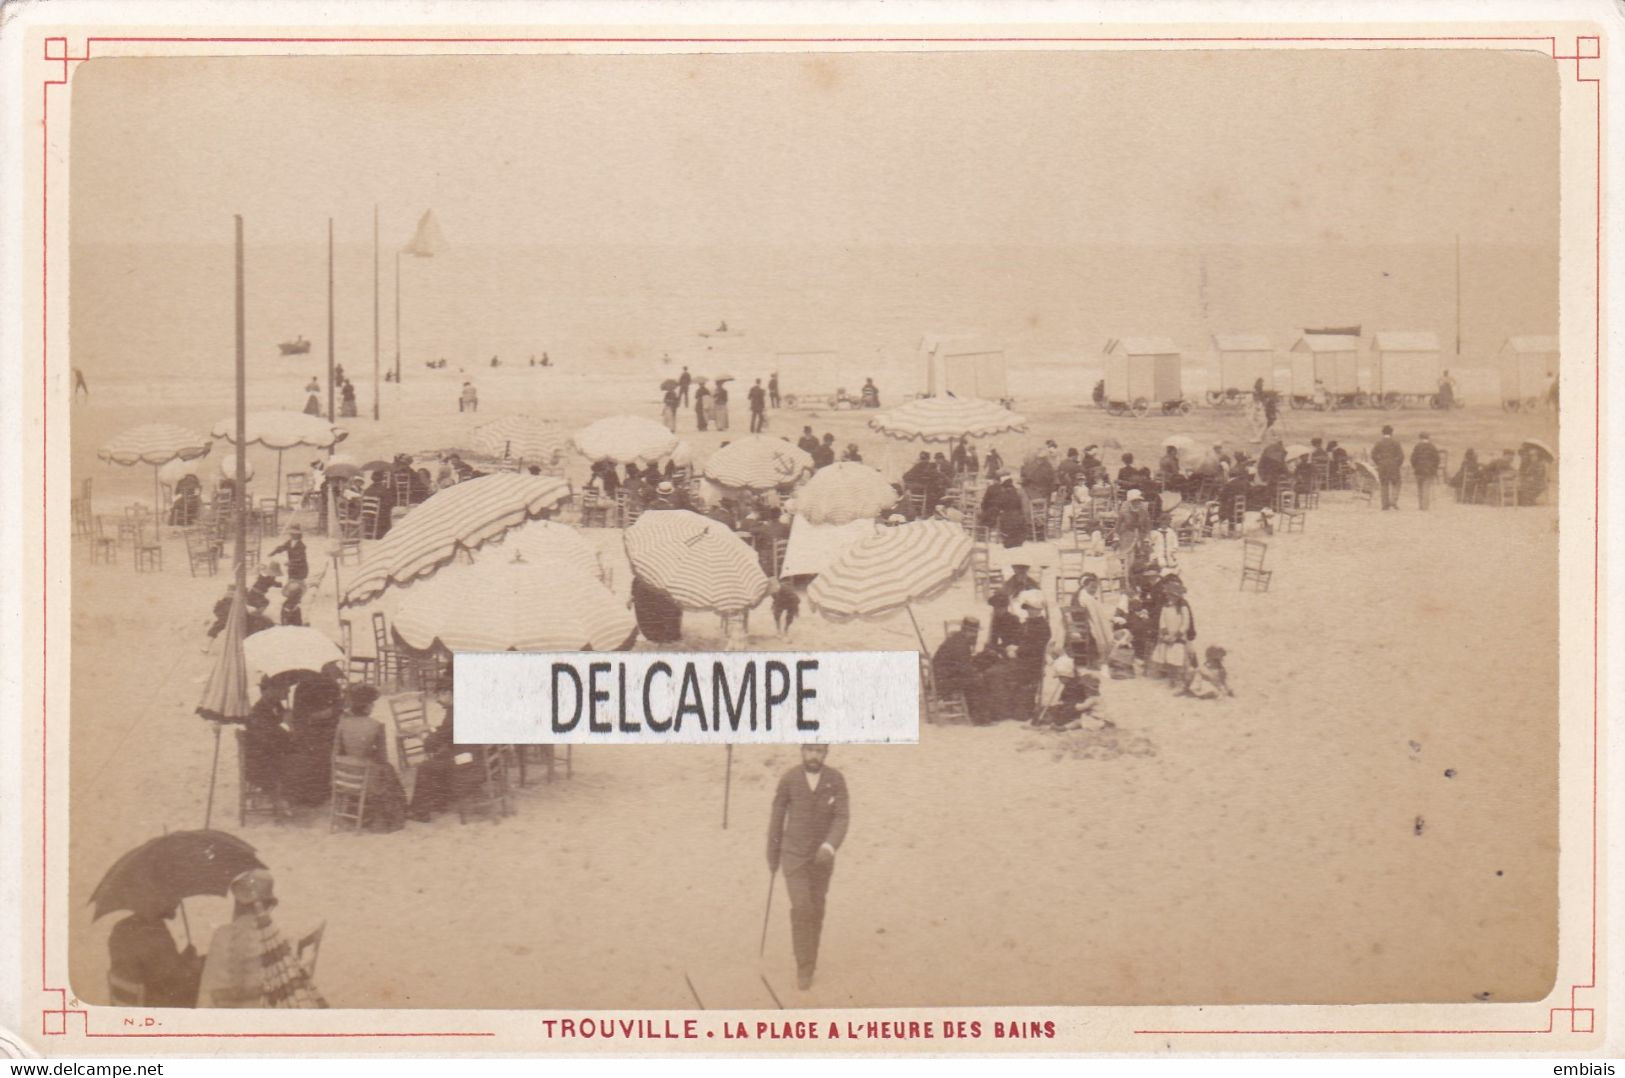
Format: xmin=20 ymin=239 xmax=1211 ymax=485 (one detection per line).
xmin=70 ymin=48 xmax=1559 ymax=249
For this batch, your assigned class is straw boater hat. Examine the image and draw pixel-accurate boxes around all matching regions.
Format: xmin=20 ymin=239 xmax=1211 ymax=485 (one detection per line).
xmin=657 ymin=481 xmax=675 ymax=495
xmin=1125 ymin=489 xmax=1144 ymax=501
xmin=960 ymin=616 xmax=980 ymax=630
xmin=1051 ymin=654 xmax=1077 ymax=679
xmin=1016 ymin=588 xmax=1046 ymax=611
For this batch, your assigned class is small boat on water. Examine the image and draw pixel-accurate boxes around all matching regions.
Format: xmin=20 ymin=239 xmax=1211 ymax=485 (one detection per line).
xmin=279 ymin=336 xmax=312 ymax=355
xmin=698 ymin=320 xmax=744 ymax=339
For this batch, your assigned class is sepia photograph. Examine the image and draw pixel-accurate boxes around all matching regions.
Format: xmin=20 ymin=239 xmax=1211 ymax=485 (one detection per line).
xmin=3 ymin=10 xmax=1601 ymax=1054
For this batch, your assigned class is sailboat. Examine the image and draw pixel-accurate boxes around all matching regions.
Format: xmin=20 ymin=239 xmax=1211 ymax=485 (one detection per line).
xmin=278 ymin=336 xmax=311 ymax=355
xmin=698 ymin=319 xmax=744 ymax=339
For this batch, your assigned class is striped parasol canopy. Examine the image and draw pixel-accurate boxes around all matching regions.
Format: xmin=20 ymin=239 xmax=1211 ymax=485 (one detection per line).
xmin=100 ymin=424 xmax=213 ymax=466
xmin=793 ymin=462 xmax=898 ymax=525
xmin=623 ymin=509 xmax=768 ymax=612
xmin=393 ymin=554 xmax=636 ymax=654
xmin=573 ymin=415 xmax=680 ymax=465
xmin=868 ymin=395 xmax=1027 ymax=442
xmin=341 ymin=473 xmax=574 ymax=606
xmin=807 ymin=520 xmax=973 ymax=647
xmin=473 ymin=415 xmax=569 ymax=464
xmin=242 ymin=626 xmax=344 ymax=686
xmin=702 ymin=435 xmax=813 ymax=491
xmin=100 ymin=423 xmax=215 ymax=518
xmin=482 ymin=519 xmax=603 ymax=579
xmin=197 ymin=589 xmax=251 ymax=724
xmin=211 ymin=411 xmax=346 ymax=451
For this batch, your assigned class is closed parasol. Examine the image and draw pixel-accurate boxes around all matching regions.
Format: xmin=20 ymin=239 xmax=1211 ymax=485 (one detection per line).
xmin=341 ymin=473 xmax=574 ymax=606
xmin=868 ymin=395 xmax=1027 ymax=442
xmin=90 ymin=830 xmax=265 ymax=920
xmin=473 ymin=415 xmax=569 ymax=465
xmin=702 ymin=435 xmax=813 ymax=491
xmin=99 ymin=423 xmax=213 ymax=519
xmin=574 ymin=415 xmax=680 ymax=465
xmin=242 ymin=626 xmax=344 ymax=686
xmin=806 ymin=519 xmax=973 ymax=650
xmin=393 ymin=553 xmax=635 ymax=654
xmin=793 ymin=462 xmax=899 ymax=525
xmin=624 ymin=509 xmax=768 ymax=612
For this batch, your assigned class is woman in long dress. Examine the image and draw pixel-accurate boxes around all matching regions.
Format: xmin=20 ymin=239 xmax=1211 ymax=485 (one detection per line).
xmin=331 ymin=685 xmax=407 ymax=832
xmin=198 ymin=870 xmax=326 ymax=1008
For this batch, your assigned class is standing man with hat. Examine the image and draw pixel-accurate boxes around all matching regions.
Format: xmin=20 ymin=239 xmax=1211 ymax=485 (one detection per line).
xmin=749 ymin=378 xmax=768 ymax=432
xmin=767 ymin=745 xmax=851 ymax=990
xmin=1371 ymin=424 xmax=1406 ymax=510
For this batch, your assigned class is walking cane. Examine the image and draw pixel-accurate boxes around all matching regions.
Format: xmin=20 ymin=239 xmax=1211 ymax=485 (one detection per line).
xmin=759 ymin=867 xmax=779 ymax=959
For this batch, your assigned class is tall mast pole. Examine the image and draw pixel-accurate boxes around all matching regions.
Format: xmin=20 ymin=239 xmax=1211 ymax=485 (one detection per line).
xmin=373 ymin=204 xmax=381 ymax=421
xmin=395 ymin=250 xmax=402 ymax=384
xmin=233 ymin=216 xmax=247 ymax=595
xmin=327 ymin=218 xmax=336 ymax=423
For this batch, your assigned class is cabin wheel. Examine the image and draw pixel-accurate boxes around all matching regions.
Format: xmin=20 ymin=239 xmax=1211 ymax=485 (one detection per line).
xmin=1131 ymin=398 xmax=1151 ymax=418
xmin=1524 ymin=397 xmax=1543 ymax=412
xmin=1177 ymin=400 xmax=1193 ymax=416
xmin=1205 ymin=390 xmax=1223 ymax=406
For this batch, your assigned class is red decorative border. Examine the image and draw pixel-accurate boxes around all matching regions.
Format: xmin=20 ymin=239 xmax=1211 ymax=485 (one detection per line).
xmin=35 ymin=32 xmax=1602 ymax=1046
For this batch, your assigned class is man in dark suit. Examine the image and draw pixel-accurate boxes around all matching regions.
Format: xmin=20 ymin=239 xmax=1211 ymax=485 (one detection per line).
xmin=1371 ymin=424 xmax=1406 ymax=510
xmin=767 ymin=745 xmax=851 ymax=990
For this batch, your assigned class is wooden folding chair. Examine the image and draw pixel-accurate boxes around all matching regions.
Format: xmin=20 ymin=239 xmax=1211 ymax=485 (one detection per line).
xmin=92 ymin=516 xmax=120 ymax=563
xmin=297 ymin=921 xmax=327 ymax=977
xmin=329 ymin=758 xmax=370 ymax=832
xmin=133 ymin=523 xmax=164 ymax=573
xmin=283 ymin=471 xmax=311 ymax=511
xmin=1241 ymin=539 xmax=1273 ymax=592
xmin=235 ymin=729 xmax=285 ymax=827
xmin=359 ymin=497 xmax=382 ymax=540
xmin=370 ymin=611 xmax=403 ymax=689
xmin=388 ymin=693 xmax=432 ymax=770
xmin=458 ymin=746 xmax=512 ymax=823
xmin=1493 ymin=472 xmax=1519 ymax=507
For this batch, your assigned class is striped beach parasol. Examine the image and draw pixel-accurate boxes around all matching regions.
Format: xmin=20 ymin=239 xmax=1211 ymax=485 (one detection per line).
xmin=867 ymin=395 xmax=1027 ymax=442
xmin=623 ymin=509 xmax=768 ymax=612
xmin=573 ymin=415 xmax=680 ymax=465
xmin=702 ymin=435 xmax=813 ymax=491
xmin=793 ymin=462 xmax=898 ymax=525
xmin=99 ymin=423 xmax=213 ymax=519
xmin=211 ymin=411 xmax=347 ymax=507
xmin=473 ymin=415 xmax=569 ymax=465
xmin=341 ymin=473 xmax=574 ymax=606
xmin=393 ymin=554 xmax=635 ymax=654
xmin=806 ymin=519 xmax=973 ymax=650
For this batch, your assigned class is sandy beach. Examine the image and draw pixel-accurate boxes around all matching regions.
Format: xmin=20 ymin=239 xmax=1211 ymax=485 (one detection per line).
xmin=66 ymin=366 xmax=1559 ymax=1009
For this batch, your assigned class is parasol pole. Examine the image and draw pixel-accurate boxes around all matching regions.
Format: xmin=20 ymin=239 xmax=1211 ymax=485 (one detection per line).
xmin=372 ymin=204 xmax=380 ymax=422
xmin=160 ymin=826 xmax=195 ymax=948
xmin=327 ymin=218 xmax=336 ymax=423
xmin=202 ymin=722 xmax=222 ymax=831
xmin=903 ymin=600 xmax=929 ymax=654
xmin=722 ymin=745 xmax=733 ymax=829
xmin=152 ymin=464 xmax=163 ymax=526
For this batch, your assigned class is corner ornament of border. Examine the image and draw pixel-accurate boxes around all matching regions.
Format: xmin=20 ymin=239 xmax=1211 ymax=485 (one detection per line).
xmin=1552 ymin=34 xmax=1600 ymax=82
xmin=44 ymin=36 xmax=90 ymax=85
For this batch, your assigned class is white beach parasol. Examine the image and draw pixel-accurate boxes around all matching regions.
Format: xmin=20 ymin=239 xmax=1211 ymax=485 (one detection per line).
xmin=792 ymin=462 xmax=898 ymax=525
xmin=702 ymin=435 xmax=814 ymax=491
xmin=242 ymin=626 xmax=344 ymax=686
xmin=573 ymin=415 xmax=681 ymax=465
xmin=341 ymin=473 xmax=574 ymax=606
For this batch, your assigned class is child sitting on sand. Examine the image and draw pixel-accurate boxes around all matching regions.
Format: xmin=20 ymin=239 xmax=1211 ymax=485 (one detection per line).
xmin=1181 ymin=645 xmax=1235 ymax=699
xmin=279 ymin=581 xmax=305 ymax=627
